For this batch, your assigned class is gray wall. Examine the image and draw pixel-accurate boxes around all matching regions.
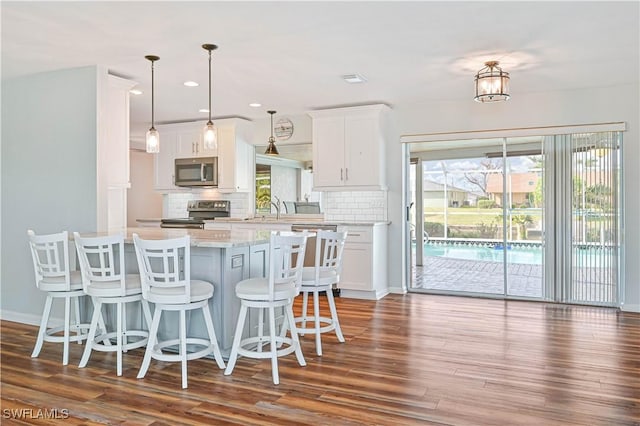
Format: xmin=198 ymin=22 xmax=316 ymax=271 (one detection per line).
xmin=390 ymin=83 xmax=640 ymax=312
xmin=1 ymin=66 xmax=99 ymax=322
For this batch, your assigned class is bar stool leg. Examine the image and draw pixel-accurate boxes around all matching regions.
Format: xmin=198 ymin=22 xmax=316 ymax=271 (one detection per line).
xmin=80 ymin=300 xmax=102 ymax=368
xmin=74 ymin=296 xmax=83 ymax=344
xmin=32 ymin=295 xmax=53 ymax=358
xmin=137 ymin=306 xmax=161 ymax=380
xmin=179 ymin=309 xmax=188 ymax=389
xmin=63 ymin=296 xmax=71 ymax=365
xmin=313 ymin=290 xmax=322 ymax=356
xmin=224 ymin=303 xmax=248 ymax=376
xmin=268 ymin=306 xmax=279 ymax=385
xmin=202 ymin=303 xmax=225 ymax=369
xmin=116 ymin=302 xmax=123 ymax=376
xmin=327 ymin=289 xmax=345 ymax=342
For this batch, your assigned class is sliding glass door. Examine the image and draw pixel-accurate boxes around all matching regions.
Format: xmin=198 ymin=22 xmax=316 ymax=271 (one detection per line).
xmin=407 ymin=131 xmax=622 ymax=307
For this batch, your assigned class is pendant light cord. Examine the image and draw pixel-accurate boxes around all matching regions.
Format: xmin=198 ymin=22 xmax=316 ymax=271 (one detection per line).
xmin=208 ymin=50 xmax=212 ymax=124
xmin=151 ymin=60 xmax=155 ymax=128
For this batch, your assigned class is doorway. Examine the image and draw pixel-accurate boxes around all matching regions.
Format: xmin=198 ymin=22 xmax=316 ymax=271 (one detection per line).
xmin=405 ymin=130 xmax=622 ymax=307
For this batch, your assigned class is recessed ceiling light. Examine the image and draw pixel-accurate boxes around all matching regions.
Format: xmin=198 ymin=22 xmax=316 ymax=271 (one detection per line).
xmin=184 ymin=81 xmax=199 ymax=87
xmin=129 ymin=89 xmax=143 ymax=95
xmin=249 ymin=102 xmax=262 ymax=108
xmin=199 ymin=109 xmax=209 ymax=113
xmin=342 ymin=74 xmax=367 ymax=84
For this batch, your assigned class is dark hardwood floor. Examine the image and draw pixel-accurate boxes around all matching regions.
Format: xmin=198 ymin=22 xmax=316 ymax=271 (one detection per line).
xmin=1 ymin=294 xmax=639 ymax=425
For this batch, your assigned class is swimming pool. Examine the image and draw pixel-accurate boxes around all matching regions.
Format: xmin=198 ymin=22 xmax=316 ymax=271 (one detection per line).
xmin=419 ymin=242 xmax=616 ymax=267
xmin=422 ymin=243 xmax=542 ymax=264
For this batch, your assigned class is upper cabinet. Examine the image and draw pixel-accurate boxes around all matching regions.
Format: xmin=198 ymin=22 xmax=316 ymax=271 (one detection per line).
xmin=153 ymin=118 xmax=253 ymax=193
xmin=176 ymin=127 xmax=218 ymax=158
xmin=309 ymin=104 xmax=391 ymax=191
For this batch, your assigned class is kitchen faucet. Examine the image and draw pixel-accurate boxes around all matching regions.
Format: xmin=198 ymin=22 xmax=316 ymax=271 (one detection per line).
xmin=271 ymin=196 xmax=281 ymax=220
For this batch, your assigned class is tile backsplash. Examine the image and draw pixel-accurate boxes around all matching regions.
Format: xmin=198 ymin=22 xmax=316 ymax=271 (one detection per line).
xmin=165 ymin=189 xmax=388 ymax=223
xmin=164 ymin=191 xmax=251 ymax=218
xmin=323 ymin=191 xmax=387 ymax=222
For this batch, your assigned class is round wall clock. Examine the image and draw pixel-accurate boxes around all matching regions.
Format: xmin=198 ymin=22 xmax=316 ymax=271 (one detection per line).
xmin=274 ymin=118 xmax=294 ymax=140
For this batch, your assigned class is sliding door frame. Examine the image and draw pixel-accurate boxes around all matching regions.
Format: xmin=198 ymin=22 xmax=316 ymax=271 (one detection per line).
xmin=401 ymin=122 xmax=626 ymax=306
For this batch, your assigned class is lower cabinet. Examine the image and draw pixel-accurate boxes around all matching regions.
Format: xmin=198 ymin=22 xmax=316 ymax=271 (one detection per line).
xmin=338 ymin=224 xmax=388 ymax=300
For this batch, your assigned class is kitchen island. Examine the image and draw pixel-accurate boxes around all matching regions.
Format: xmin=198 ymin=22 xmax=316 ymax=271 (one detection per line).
xmin=75 ymin=227 xmax=272 ymax=358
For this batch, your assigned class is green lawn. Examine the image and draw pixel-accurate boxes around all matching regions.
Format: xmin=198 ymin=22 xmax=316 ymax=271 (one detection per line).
xmin=423 ymin=208 xmax=543 ymax=226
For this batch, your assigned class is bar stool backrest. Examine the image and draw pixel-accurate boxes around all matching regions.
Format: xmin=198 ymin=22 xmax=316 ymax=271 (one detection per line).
xmin=27 ymin=230 xmax=71 ymax=292
xmin=133 ymin=234 xmax=191 ymax=304
xmin=312 ymin=230 xmax=348 ymax=283
xmin=269 ymin=232 xmax=308 ymax=301
xmin=73 ymin=232 xmax=127 ymax=297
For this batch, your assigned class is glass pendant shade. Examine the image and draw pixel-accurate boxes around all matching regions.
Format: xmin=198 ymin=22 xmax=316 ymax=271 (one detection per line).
xmin=204 ymin=121 xmax=217 ymax=150
xmin=474 ymin=61 xmax=510 ymax=103
xmin=146 ymin=127 xmax=160 ymax=153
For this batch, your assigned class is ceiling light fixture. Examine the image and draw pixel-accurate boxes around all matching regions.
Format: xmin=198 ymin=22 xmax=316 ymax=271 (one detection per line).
xmin=144 ymin=55 xmax=160 ymax=153
xmin=184 ymin=81 xmax=199 ymax=87
xmin=202 ymin=43 xmax=218 ymax=150
xmin=129 ymin=89 xmax=142 ymax=95
xmin=249 ymin=103 xmax=262 ymax=108
xmin=474 ymin=61 xmax=510 ymax=103
xmin=264 ymin=110 xmax=279 ymax=156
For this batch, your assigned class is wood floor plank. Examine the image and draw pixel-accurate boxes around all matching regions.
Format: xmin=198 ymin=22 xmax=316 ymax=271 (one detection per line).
xmin=2 ymin=294 xmax=639 ymax=425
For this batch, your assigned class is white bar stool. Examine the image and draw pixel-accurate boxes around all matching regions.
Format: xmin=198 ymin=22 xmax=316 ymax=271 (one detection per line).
xmin=27 ymin=230 xmax=91 ymax=365
xmin=224 ymin=232 xmax=308 ymax=385
xmin=295 ymin=230 xmax=348 ymax=356
xmin=73 ymin=232 xmax=152 ymax=376
xmin=132 ymin=234 xmax=225 ymax=389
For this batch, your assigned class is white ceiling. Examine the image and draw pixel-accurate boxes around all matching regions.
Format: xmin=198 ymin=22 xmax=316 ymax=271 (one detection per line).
xmin=2 ymin=1 xmax=638 ymax=141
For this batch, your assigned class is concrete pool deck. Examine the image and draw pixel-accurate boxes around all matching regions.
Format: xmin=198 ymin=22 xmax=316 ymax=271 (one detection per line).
xmin=411 ymin=255 xmax=617 ymax=303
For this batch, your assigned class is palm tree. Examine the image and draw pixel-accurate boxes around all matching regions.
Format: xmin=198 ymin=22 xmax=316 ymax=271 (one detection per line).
xmin=512 ymin=214 xmax=533 ymax=240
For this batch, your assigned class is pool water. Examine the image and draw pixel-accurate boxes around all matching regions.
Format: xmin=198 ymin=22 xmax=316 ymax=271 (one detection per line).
xmin=423 ymin=243 xmax=542 ymax=264
xmin=418 ymin=243 xmax=616 ymax=267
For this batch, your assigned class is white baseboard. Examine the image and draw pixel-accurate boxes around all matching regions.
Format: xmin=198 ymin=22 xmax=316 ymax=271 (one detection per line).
xmin=0 ymin=309 xmax=63 ymax=327
xmin=621 ymin=304 xmax=640 ymax=313
xmin=388 ymin=285 xmax=407 ymax=295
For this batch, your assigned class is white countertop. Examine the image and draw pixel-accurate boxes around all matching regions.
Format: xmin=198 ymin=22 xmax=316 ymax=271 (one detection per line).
xmin=76 ymin=227 xmax=271 ymax=248
xmin=212 ymin=217 xmax=389 ymax=226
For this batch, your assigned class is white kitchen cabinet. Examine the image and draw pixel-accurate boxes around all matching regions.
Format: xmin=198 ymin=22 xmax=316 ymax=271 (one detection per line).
xmin=176 ymin=127 xmax=218 ymax=158
xmin=309 ymin=104 xmax=391 ymax=191
xmin=338 ymin=223 xmax=388 ymax=300
xmin=153 ymin=119 xmax=253 ymax=193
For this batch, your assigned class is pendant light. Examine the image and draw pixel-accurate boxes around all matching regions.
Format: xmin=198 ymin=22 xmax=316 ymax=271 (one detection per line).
xmin=145 ymin=55 xmax=160 ymax=153
xmin=265 ymin=110 xmax=279 ymax=156
xmin=202 ymin=44 xmax=218 ymax=150
xmin=474 ymin=60 xmax=510 ymax=103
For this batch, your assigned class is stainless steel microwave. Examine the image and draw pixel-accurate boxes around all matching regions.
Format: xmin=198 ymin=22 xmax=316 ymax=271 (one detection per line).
xmin=175 ymin=157 xmax=218 ymax=187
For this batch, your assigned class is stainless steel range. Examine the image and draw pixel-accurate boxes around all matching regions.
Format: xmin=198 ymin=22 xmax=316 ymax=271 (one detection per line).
xmin=160 ymin=200 xmax=230 ymax=229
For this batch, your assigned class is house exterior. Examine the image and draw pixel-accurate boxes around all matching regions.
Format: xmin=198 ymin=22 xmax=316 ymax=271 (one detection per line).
xmin=486 ymin=172 xmax=540 ymax=207
xmin=423 ymin=180 xmax=470 ymax=208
